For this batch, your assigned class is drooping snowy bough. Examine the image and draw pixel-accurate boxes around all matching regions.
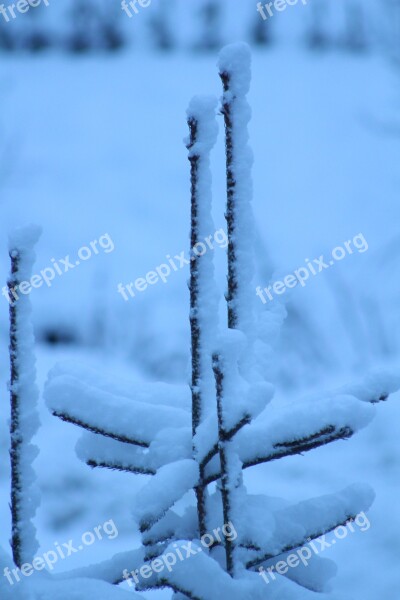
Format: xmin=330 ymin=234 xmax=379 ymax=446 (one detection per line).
xmin=33 ymin=43 xmax=400 ymax=599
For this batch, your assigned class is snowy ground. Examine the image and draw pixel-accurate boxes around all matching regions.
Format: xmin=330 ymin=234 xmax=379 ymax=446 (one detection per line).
xmin=0 ymin=32 xmax=400 ymax=600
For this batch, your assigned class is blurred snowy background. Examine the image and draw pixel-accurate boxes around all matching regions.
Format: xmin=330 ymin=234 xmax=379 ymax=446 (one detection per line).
xmin=0 ymin=0 xmax=400 ymax=598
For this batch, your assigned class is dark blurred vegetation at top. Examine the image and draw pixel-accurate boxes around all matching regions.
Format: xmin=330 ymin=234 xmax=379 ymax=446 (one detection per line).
xmin=0 ymin=0 xmax=398 ymax=62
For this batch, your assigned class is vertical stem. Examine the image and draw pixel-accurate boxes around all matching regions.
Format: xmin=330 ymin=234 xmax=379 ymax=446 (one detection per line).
xmin=213 ymin=353 xmax=237 ymax=576
xmin=219 ymin=44 xmax=256 ymax=379
xmin=7 ymin=226 xmax=41 ymax=568
xmin=220 ymin=71 xmax=238 ymax=330
xmin=188 ymin=115 xmax=208 ymax=538
xmin=188 ymin=116 xmax=202 ymax=438
xmin=186 ymin=97 xmax=218 ymax=541
xmin=8 ymin=252 xmax=22 ymax=567
xmin=187 ymin=97 xmax=218 ymax=536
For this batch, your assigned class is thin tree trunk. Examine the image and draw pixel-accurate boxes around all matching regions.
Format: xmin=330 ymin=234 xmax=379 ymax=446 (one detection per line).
xmin=187 ymin=100 xmax=218 ymax=539
xmin=8 ymin=251 xmax=23 ymax=567
xmin=7 ymin=228 xmax=41 ymax=568
xmin=187 ymin=115 xmax=208 ymax=538
xmin=219 ymin=46 xmax=254 ymax=340
xmin=219 ymin=71 xmax=238 ymax=330
xmin=212 ymin=353 xmax=239 ymax=576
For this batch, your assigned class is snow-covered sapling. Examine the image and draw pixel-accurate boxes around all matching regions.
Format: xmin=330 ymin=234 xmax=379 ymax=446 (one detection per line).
xmin=42 ymin=43 xmax=400 ymax=600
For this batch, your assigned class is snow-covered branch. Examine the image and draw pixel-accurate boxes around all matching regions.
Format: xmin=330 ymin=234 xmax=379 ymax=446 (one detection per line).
xmin=244 ymin=484 xmax=375 ymax=570
xmin=132 ymin=460 xmax=199 ymax=532
xmin=76 ymin=432 xmax=156 ymax=475
xmin=204 ymin=393 xmax=375 ymax=484
xmin=45 ymin=374 xmax=189 ymax=447
xmin=75 ymin=426 xmax=192 ymax=479
xmin=200 ymin=373 xmax=397 ymax=470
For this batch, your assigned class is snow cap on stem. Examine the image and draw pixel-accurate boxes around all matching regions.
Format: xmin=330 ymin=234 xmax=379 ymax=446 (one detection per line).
xmin=186 ymin=95 xmax=219 ymax=157
xmin=9 ymin=225 xmax=42 ymax=282
xmin=9 ymin=224 xmax=42 ymax=252
xmin=218 ymin=42 xmax=252 ymax=96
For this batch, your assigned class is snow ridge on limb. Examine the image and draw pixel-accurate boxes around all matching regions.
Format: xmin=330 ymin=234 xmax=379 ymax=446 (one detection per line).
xmin=56 ymin=547 xmax=146 ymax=585
xmin=187 ymin=95 xmax=219 ymax=537
xmin=321 ymin=370 xmax=400 ymax=404
xmin=76 ymin=427 xmax=192 ymax=476
xmin=236 ymin=393 xmax=374 ymax=468
xmin=47 ymin=360 xmax=191 ymax=411
xmin=32 ymin=577 xmax=146 ymax=600
xmin=76 ymin=432 xmax=156 ymax=476
xmin=8 ymin=225 xmax=42 ymax=567
xmin=243 ymin=483 xmax=375 ymax=569
xmin=132 ymin=460 xmax=199 ymax=532
xmin=267 ymin=553 xmax=338 ymax=593
xmin=44 ymin=374 xmax=189 ymax=447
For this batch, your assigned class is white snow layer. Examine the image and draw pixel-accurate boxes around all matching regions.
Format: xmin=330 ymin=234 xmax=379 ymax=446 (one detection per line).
xmin=32 ymin=577 xmax=145 ymax=599
xmin=186 ymin=95 xmax=218 ymax=156
xmin=44 ymin=374 xmax=189 ymax=446
xmin=58 ymin=547 xmax=146 ymax=584
xmin=218 ymin=42 xmax=252 ymax=96
xmin=47 ymin=360 xmax=191 ymax=411
xmin=138 ymin=538 xmax=316 ymax=600
xmin=132 ymin=459 xmax=199 ymax=530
